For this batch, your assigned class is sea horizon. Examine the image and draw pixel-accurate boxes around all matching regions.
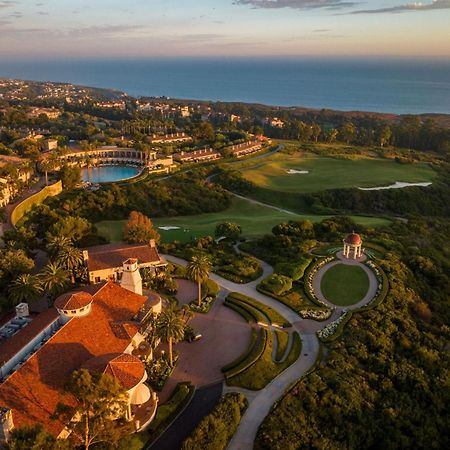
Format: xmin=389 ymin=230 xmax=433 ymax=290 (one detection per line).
xmin=1 ymin=56 xmax=449 ymax=115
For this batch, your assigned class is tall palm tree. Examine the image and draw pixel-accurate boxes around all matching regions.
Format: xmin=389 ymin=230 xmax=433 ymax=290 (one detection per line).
xmin=56 ymin=246 xmax=83 ymax=283
xmin=8 ymin=274 xmax=43 ymax=305
xmin=186 ymin=255 xmax=211 ymax=306
xmin=156 ymin=306 xmax=185 ymax=367
xmin=40 ymin=262 xmax=70 ymax=299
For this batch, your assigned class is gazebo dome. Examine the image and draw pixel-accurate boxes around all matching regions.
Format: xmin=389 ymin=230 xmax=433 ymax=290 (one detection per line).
xmin=81 ymin=353 xmax=145 ymax=390
xmin=345 ymin=233 xmax=362 ymax=245
xmin=55 ymin=292 xmax=94 ymax=318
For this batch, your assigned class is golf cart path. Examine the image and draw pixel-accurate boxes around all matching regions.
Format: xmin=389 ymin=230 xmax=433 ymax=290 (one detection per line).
xmin=162 ymin=253 xmax=377 ymax=450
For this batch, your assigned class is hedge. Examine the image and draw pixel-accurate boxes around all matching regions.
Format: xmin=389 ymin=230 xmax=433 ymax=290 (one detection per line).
xmin=224 ymin=297 xmax=266 ymax=324
xmin=226 ymin=292 xmax=291 ymax=328
xmin=224 ymin=328 xmax=268 ymax=380
xmin=223 ymin=300 xmax=257 ymax=323
xmin=11 ymin=180 xmax=62 ymax=226
xmin=181 ymin=392 xmax=248 ymax=450
xmin=221 ymin=328 xmax=258 ymax=373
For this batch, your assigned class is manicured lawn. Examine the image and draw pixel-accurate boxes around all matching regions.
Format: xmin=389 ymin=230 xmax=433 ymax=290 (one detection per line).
xmin=320 ymin=263 xmax=370 ymax=306
xmin=240 ymin=153 xmax=436 ymax=194
xmin=95 ymin=197 xmax=391 ymax=244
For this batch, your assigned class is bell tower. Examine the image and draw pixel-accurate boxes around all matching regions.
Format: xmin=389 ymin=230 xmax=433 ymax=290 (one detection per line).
xmin=120 ymin=258 xmax=143 ymax=296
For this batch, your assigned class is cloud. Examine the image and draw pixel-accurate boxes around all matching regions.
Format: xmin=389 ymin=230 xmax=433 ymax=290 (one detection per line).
xmin=0 ymin=1 xmax=17 ymax=8
xmin=234 ymin=0 xmax=356 ymax=10
xmin=351 ymin=0 xmax=450 ymax=14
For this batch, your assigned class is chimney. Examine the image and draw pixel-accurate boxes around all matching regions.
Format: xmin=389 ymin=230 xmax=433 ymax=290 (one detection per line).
xmin=0 ymin=408 xmax=14 ymax=443
xmin=82 ymin=250 xmax=89 ymax=263
xmin=15 ymin=303 xmax=29 ymax=318
xmin=149 ymin=239 xmax=156 ymax=248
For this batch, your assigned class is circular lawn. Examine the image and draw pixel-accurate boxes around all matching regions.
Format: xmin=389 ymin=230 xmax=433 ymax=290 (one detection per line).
xmin=320 ymin=263 xmax=370 ymax=306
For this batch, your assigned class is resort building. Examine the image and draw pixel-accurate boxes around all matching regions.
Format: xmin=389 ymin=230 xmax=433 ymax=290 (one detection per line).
xmin=173 ymin=148 xmax=222 ymax=163
xmin=149 ymin=132 xmax=192 ymax=144
xmin=0 ymin=280 xmax=162 ymax=442
xmin=343 ymin=232 xmax=363 ymax=259
xmin=226 ymin=140 xmax=264 ymax=158
xmin=53 ymin=145 xmax=174 ymax=172
xmin=82 ymin=241 xmax=167 ymax=284
xmin=27 ymin=107 xmax=61 ymax=119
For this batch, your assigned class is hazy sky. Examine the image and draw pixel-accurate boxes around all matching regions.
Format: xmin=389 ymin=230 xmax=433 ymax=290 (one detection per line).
xmin=0 ymin=0 xmax=449 ymax=58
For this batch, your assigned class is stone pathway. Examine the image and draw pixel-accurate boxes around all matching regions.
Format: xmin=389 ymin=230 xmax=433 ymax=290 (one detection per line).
xmin=161 ymin=251 xmax=379 ymax=450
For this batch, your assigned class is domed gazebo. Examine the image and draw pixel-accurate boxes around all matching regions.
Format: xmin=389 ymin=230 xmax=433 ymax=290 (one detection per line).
xmin=343 ymin=232 xmax=363 ymax=259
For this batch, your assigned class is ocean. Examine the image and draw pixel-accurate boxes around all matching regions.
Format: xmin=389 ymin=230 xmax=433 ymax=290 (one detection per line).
xmin=1 ymin=57 xmax=449 ymax=115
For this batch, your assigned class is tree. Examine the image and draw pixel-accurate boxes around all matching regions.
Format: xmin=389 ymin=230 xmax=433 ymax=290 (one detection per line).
xmin=47 ymin=216 xmax=91 ymax=243
xmin=8 ymin=274 xmax=43 ymax=305
xmin=186 ymin=255 xmax=211 ymax=306
xmin=377 ymin=125 xmax=392 ymax=147
xmin=193 ymin=122 xmax=215 ymax=142
xmin=55 ymin=245 xmax=84 ymax=283
xmin=327 ymin=128 xmax=338 ymax=143
xmin=123 ymin=211 xmax=160 ymax=244
xmin=215 ymin=222 xmax=242 ymax=241
xmin=7 ymin=425 xmax=70 ymax=450
xmin=339 ymin=122 xmax=356 ymax=144
xmin=46 ymin=236 xmax=73 ymax=260
xmin=60 ymin=164 xmax=81 ymax=190
xmin=156 ymin=305 xmax=186 ymax=367
xmin=0 ymin=249 xmax=34 ymax=286
xmin=311 ymin=123 xmax=322 ymax=143
xmin=40 ymin=262 xmax=70 ymax=298
xmin=54 ymin=369 xmax=131 ymax=450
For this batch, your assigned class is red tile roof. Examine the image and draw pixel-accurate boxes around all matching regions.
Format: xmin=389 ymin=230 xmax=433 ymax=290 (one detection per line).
xmin=83 ymin=243 xmax=165 ymax=272
xmin=82 ymin=353 xmax=145 ymax=390
xmin=0 ymin=282 xmax=148 ymax=437
xmin=54 ymin=292 xmax=93 ymax=310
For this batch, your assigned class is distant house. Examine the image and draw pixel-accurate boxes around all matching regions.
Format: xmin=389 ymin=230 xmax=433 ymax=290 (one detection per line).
xmin=82 ymin=241 xmax=167 ymax=284
xmin=225 ymin=140 xmax=264 ymax=158
xmin=42 ymin=139 xmax=58 ymax=152
xmin=27 ymin=107 xmax=61 ymax=120
xmin=149 ymin=132 xmax=192 ymax=144
xmin=173 ymin=148 xmax=222 ymax=163
xmin=0 ymin=279 xmax=162 ymax=442
xmin=265 ymin=117 xmax=285 ymax=128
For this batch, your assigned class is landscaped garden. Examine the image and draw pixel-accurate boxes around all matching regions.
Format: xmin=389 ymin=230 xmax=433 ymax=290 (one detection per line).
xmin=320 ymin=263 xmax=370 ymax=306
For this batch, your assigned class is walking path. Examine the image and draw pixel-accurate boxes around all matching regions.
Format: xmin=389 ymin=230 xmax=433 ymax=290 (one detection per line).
xmin=162 ymin=251 xmax=378 ymax=450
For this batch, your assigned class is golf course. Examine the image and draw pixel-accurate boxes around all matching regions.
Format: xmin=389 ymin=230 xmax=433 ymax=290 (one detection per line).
xmin=96 ymin=197 xmax=391 ymax=243
xmin=238 ymin=153 xmax=436 ymax=194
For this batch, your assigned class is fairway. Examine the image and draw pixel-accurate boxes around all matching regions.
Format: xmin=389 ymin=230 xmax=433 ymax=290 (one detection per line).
xmin=320 ymin=264 xmax=369 ymax=306
xmin=240 ymin=153 xmax=436 ymax=194
xmin=95 ymin=197 xmax=391 ymax=244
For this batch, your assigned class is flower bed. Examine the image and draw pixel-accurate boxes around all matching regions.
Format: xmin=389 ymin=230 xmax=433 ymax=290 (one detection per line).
xmin=304 ymin=256 xmax=335 ymax=307
xmin=316 ymin=310 xmax=352 ymax=342
xmin=299 ymin=308 xmax=332 ymax=321
xmin=189 ymin=295 xmax=215 ymax=313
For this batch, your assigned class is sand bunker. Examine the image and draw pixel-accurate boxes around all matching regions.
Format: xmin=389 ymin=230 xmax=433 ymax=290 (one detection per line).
xmin=158 ymin=226 xmax=181 ymax=231
xmin=286 ymin=169 xmax=309 ymax=175
xmin=358 ymin=181 xmax=432 ymax=191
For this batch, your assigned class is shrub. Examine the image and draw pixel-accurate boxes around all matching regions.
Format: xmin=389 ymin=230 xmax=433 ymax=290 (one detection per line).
xmin=275 ymin=258 xmax=312 ymax=281
xmin=259 ymin=274 xmax=292 ymax=296
xmin=181 ymin=393 xmax=248 ymax=450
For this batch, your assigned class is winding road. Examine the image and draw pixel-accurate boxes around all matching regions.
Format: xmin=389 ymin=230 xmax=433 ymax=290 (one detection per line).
xmin=162 ymin=250 xmax=379 ymax=450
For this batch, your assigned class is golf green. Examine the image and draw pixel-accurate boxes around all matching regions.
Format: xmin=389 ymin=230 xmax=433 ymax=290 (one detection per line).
xmin=95 ymin=197 xmax=391 ymax=244
xmin=240 ymin=153 xmax=435 ymax=194
xmin=320 ymin=263 xmax=370 ymax=306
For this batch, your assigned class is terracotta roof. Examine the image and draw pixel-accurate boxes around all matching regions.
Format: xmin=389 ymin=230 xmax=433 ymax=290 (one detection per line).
xmin=82 ymin=353 xmax=145 ymax=390
xmin=83 ymin=242 xmax=164 ymax=272
xmin=345 ymin=233 xmax=362 ymax=245
xmin=0 ymin=282 xmax=148 ymax=436
xmin=0 ymin=309 xmax=59 ymax=364
xmin=54 ymin=292 xmax=93 ymax=311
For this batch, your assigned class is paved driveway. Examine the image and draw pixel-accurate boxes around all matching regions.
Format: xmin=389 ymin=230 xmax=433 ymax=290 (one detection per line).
xmin=158 ymin=289 xmax=252 ymax=403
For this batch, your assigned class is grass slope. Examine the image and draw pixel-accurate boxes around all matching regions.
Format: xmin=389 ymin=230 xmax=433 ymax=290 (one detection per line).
xmin=320 ymin=263 xmax=370 ymax=306
xmin=96 ymin=197 xmax=391 ymax=243
xmin=240 ymin=153 xmax=436 ymax=194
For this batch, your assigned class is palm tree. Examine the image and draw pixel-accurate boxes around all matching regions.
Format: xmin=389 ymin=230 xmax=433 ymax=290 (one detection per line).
xmin=40 ymin=262 xmax=70 ymax=299
xmin=156 ymin=305 xmax=185 ymax=367
xmin=8 ymin=274 xmax=43 ymax=305
xmin=186 ymin=255 xmax=211 ymax=306
xmin=181 ymin=304 xmax=194 ymax=324
xmin=46 ymin=236 xmax=73 ymax=260
xmin=56 ymin=246 xmax=83 ymax=283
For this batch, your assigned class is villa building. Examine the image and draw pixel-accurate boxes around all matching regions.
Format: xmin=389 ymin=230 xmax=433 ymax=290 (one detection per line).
xmin=0 ymin=276 xmax=162 ymax=442
xmin=82 ymin=241 xmax=167 ymax=284
xmin=27 ymin=107 xmax=61 ymax=120
xmin=226 ymin=140 xmax=264 ymax=158
xmin=173 ymin=148 xmax=222 ymax=163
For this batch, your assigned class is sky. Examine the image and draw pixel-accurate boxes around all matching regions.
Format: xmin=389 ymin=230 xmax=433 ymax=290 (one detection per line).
xmin=0 ymin=0 xmax=449 ymax=59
